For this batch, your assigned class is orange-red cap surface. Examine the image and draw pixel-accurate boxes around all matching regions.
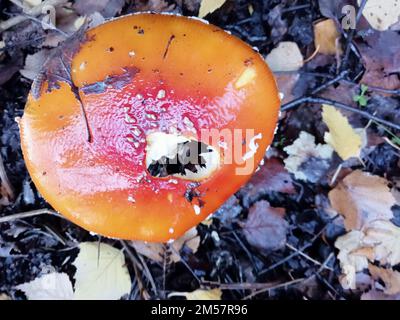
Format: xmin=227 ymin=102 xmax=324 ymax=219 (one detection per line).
xmin=20 ymin=13 xmax=280 ymax=242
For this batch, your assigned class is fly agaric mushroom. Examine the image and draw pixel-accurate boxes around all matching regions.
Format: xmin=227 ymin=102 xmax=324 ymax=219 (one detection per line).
xmin=19 ymin=13 xmax=280 ymax=242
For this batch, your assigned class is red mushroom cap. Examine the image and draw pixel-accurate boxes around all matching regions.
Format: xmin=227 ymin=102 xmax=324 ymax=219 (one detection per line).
xmin=20 ymin=13 xmax=280 ymax=242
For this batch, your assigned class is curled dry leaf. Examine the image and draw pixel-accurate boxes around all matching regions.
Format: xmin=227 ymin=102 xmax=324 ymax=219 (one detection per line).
xmin=130 ymin=227 xmax=200 ymax=263
xmin=170 ymin=288 xmax=222 ymax=300
xmin=241 ymin=200 xmax=288 ymax=253
xmin=17 ymin=272 xmax=74 ymax=300
xmin=368 ymin=264 xmax=400 ymax=295
xmin=314 ymin=19 xmax=341 ymax=55
xmin=20 ymin=50 xmax=51 ymax=80
xmin=363 ymin=220 xmax=400 ymax=266
xmin=198 ymin=0 xmax=226 ymax=18
xmin=322 ymin=104 xmax=364 ymax=161
xmin=265 ymin=42 xmax=304 ymax=72
xmin=335 ymin=220 xmax=400 ymax=290
xmin=358 ymin=0 xmax=400 ymax=31
xmin=335 ymin=230 xmax=369 ymax=289
xmin=328 ymin=170 xmax=395 ymax=231
xmin=284 ymin=131 xmax=333 ymax=182
xmin=73 ymin=242 xmax=131 ymax=300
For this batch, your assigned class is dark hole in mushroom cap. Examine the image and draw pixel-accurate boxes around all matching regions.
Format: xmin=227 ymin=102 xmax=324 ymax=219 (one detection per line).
xmin=147 ymin=140 xmax=212 ymax=178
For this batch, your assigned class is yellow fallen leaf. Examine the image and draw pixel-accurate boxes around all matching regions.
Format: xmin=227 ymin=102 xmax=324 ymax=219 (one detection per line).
xmin=322 ymin=104 xmax=363 ymax=160
xmin=198 ymin=0 xmax=226 ymax=18
xmin=169 ymin=288 xmax=222 ymax=300
xmin=358 ymin=0 xmax=400 ymax=31
xmin=73 ymin=242 xmax=132 ymax=300
xmin=314 ymin=19 xmax=341 ymax=55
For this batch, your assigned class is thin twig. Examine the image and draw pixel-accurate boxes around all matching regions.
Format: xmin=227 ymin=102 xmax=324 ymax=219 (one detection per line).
xmin=135 ymin=248 xmax=159 ymax=297
xmin=201 ymin=280 xmax=281 ymax=290
xmin=120 ymin=241 xmax=149 ymax=300
xmin=120 ymin=240 xmax=143 ymax=268
xmin=259 ymin=222 xmax=332 ymax=275
xmin=0 ymin=208 xmax=61 ymax=224
xmin=242 ymin=278 xmax=306 ymax=300
xmin=311 ymin=71 xmax=348 ymax=95
xmin=285 ymin=243 xmax=334 ymax=271
xmin=169 ymin=244 xmax=201 ymax=284
xmin=281 ymin=96 xmax=400 ymax=131
xmin=384 ymin=137 xmax=400 ymax=152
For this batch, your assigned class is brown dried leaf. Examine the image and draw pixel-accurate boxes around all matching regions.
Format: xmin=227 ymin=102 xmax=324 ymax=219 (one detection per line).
xmin=241 ymin=200 xmax=288 ymax=253
xmin=314 ymin=19 xmax=341 ymax=55
xmin=363 ymin=220 xmax=400 ymax=266
xmin=369 ymin=264 xmax=400 ymax=295
xmin=329 ymin=170 xmax=396 ymax=231
xmin=254 ymin=158 xmax=296 ymax=194
xmin=274 ymin=73 xmax=300 ymax=105
xmin=356 ymin=31 xmax=400 ymax=91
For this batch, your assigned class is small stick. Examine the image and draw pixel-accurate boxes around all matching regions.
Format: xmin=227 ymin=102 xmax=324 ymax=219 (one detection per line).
xmin=281 ymin=96 xmax=400 ymax=131
xmin=242 ymin=278 xmax=306 ymax=300
xmin=0 ymin=208 xmax=61 ymax=224
xmin=285 ymin=243 xmax=323 ymax=268
xmin=384 ymin=137 xmax=400 ymax=152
